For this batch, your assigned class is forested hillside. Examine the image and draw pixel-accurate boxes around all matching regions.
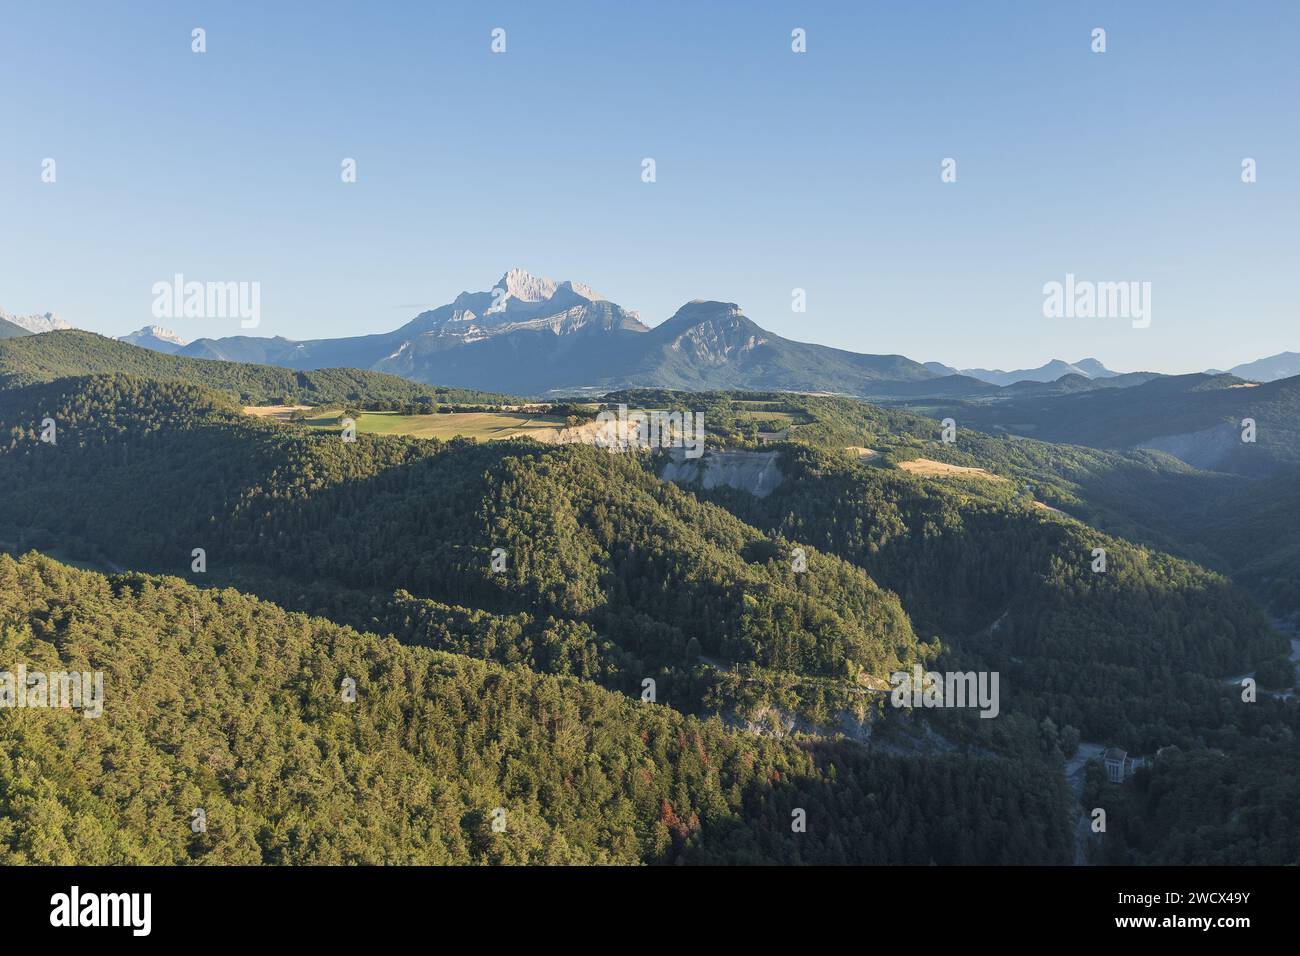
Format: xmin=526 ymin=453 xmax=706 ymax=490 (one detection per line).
xmin=1 ymin=372 xmax=1294 ymax=867
xmin=911 ymin=373 xmax=1300 ymax=477
xmin=1083 ymin=740 xmax=1300 ymax=865
xmin=695 ymin=443 xmax=1287 ymax=747
xmin=0 ymin=552 xmax=1073 ymax=864
xmin=0 ymin=375 xmax=920 ymax=721
xmin=617 ymin=388 xmax=1300 ymax=622
xmin=1179 ymin=472 xmax=1300 ymax=617
xmin=0 ymin=331 xmax=518 ymax=406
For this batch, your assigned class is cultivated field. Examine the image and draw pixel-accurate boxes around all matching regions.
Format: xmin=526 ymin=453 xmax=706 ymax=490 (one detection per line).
xmin=300 ymin=409 xmax=570 ymax=441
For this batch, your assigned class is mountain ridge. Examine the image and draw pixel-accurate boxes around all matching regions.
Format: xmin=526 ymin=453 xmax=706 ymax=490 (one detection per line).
xmin=1227 ymin=351 xmax=1300 ymax=382
xmin=923 ymin=357 xmax=1124 ymax=387
xmin=169 ymin=271 xmax=941 ymax=396
xmin=6 ymin=282 xmax=1292 ymax=400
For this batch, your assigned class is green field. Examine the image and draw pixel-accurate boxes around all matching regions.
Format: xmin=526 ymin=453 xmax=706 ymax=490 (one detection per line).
xmin=734 ymin=409 xmax=802 ymax=422
xmin=301 ymin=409 xmax=569 ymax=441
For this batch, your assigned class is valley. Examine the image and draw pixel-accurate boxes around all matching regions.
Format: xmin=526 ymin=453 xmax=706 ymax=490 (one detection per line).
xmin=4 ymin=0 xmax=1296 ymax=925
xmin=0 ymin=332 xmax=1295 ymax=865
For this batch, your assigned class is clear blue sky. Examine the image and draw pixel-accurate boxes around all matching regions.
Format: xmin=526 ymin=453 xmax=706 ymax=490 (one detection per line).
xmin=3 ymin=1 xmax=1296 ymax=373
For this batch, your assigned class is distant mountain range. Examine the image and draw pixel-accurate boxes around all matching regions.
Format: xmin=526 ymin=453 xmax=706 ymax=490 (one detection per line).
xmin=0 ymin=308 xmax=72 ymax=336
xmin=5 ymin=272 xmax=1296 ymax=396
xmin=923 ymin=371 xmax=1300 ymax=477
xmin=922 ymin=357 xmax=1123 ymax=387
xmin=1225 ymin=352 xmax=1300 ymax=383
xmin=129 ymin=269 xmax=935 ymax=397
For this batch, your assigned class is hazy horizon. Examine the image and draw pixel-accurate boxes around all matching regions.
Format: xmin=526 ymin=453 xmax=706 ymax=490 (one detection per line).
xmin=4 ymin=1 xmax=1297 ymax=376
xmin=3 ymin=265 xmax=1285 ymax=378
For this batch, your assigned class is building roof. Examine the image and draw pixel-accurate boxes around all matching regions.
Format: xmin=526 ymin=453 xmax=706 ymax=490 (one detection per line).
xmin=1103 ymin=747 xmax=1127 ymax=763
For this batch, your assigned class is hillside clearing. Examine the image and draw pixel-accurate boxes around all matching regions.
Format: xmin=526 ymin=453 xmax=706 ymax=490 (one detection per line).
xmin=302 ymin=409 xmax=570 ymax=441
xmin=898 ymin=458 xmax=1009 ymax=481
xmin=243 ymin=404 xmax=312 ymax=419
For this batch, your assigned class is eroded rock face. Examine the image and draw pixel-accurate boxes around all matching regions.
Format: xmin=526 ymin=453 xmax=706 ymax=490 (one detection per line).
xmin=659 ymin=448 xmax=784 ymax=497
xmin=1136 ymin=421 xmax=1242 ymax=471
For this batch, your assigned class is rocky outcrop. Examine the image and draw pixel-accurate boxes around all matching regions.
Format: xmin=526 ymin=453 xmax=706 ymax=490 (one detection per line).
xmin=659 ymin=448 xmax=784 ymax=497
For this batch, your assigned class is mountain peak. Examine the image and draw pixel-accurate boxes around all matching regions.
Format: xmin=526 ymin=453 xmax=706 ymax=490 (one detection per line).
xmin=133 ymin=325 xmax=186 ymax=344
xmin=495 ymin=268 xmax=560 ymax=303
xmin=119 ymin=325 xmax=188 ymax=353
xmin=488 ymin=269 xmax=606 ymax=305
xmin=558 ymin=279 xmax=605 ymax=301
xmin=662 ymin=300 xmax=745 ymax=324
xmin=646 ymin=301 xmax=768 ymax=368
xmin=1071 ymin=358 xmax=1120 ymax=378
